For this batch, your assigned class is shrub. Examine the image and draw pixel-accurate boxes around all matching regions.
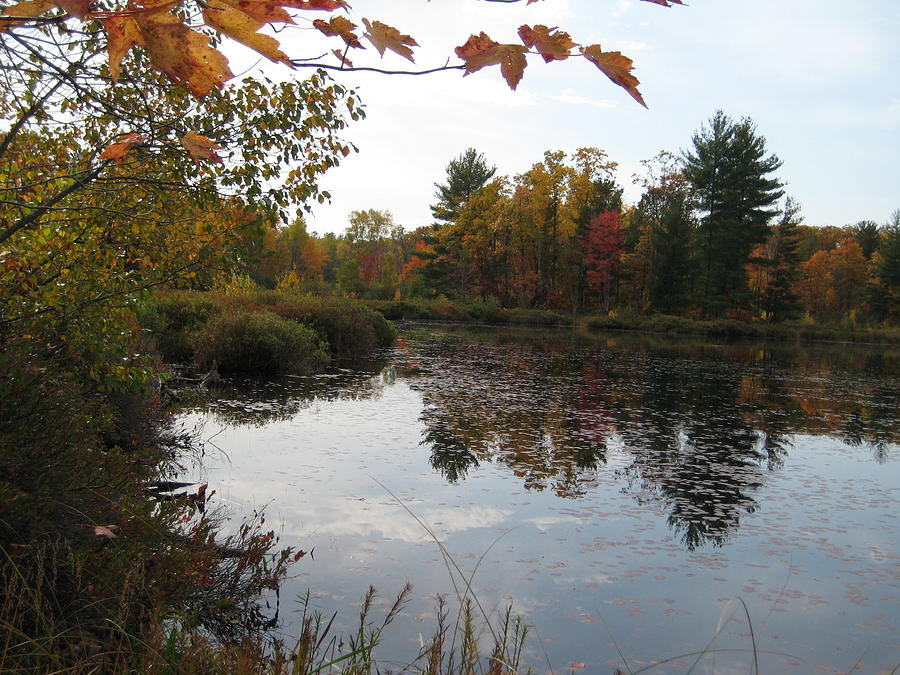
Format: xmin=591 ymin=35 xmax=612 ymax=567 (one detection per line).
xmin=192 ymin=310 xmax=329 ymax=374
xmin=149 ymin=291 xmax=221 ymax=362
xmin=261 ymin=293 xmax=395 ymax=360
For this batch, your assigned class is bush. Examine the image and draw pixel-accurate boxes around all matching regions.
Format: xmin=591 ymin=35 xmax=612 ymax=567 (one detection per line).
xmin=148 ymin=291 xmax=221 ymax=362
xmin=259 ymin=293 xmax=395 ymax=360
xmin=192 ymin=310 xmax=329 ymax=374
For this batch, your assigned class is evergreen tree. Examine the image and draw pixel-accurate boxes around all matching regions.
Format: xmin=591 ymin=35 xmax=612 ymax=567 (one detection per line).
xmin=852 ymin=220 xmax=881 ymax=260
xmin=683 ymin=111 xmax=783 ymax=314
xmin=651 ymin=189 xmax=695 ymax=314
xmin=869 ymin=210 xmax=900 ymax=322
xmin=431 ymin=148 xmax=497 ymax=224
xmin=763 ymin=197 xmax=804 ymax=321
xmin=628 ymin=152 xmax=694 ymax=314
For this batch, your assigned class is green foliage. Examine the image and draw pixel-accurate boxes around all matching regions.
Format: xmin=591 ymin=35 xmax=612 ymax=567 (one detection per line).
xmin=852 ymin=220 xmax=881 ymax=260
xmin=869 ymin=214 xmax=900 ymax=323
xmin=762 ymin=197 xmax=804 ymax=321
xmin=191 ymin=310 xmax=329 ymax=374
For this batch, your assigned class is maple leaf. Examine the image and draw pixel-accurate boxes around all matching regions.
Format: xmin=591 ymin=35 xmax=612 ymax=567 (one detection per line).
xmin=582 ymin=44 xmax=646 ymax=108
xmin=101 ymin=15 xmax=144 ymax=80
xmin=455 ymin=32 xmax=528 ymax=91
xmin=0 ymin=0 xmax=54 ymax=30
xmin=134 ymin=3 xmax=234 ymax=98
xmin=99 ymin=133 xmax=145 ymax=164
xmin=281 ymin=0 xmax=347 ymax=9
xmin=219 ymin=0 xmax=294 ymax=25
xmin=180 ymin=131 xmax=224 ymax=164
xmin=203 ymin=4 xmax=292 ymax=66
xmin=313 ymin=15 xmax=362 ymax=48
xmin=331 ymin=48 xmax=353 ymax=67
xmin=362 ymin=18 xmax=418 ymax=62
xmin=0 ymin=0 xmax=89 ymax=29
xmin=518 ymin=24 xmax=576 ymax=63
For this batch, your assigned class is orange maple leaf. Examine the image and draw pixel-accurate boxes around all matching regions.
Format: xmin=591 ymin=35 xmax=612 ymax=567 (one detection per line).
xmin=331 ymin=48 xmax=353 ymax=67
xmin=455 ymin=32 xmax=528 ymax=90
xmin=518 ymin=24 xmax=575 ymax=63
xmin=582 ymin=44 xmax=646 ymax=108
xmin=281 ymin=0 xmax=347 ymax=9
xmin=99 ymin=133 xmax=145 ymax=164
xmin=362 ymin=18 xmax=417 ymax=62
xmin=180 ymin=131 xmax=224 ymax=164
xmin=314 ymin=15 xmax=362 ymax=48
xmin=203 ymin=4 xmax=292 ymax=66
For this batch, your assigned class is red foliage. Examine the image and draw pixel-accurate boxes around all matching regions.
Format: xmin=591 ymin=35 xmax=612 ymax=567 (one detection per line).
xmin=584 ymin=210 xmax=624 ymax=299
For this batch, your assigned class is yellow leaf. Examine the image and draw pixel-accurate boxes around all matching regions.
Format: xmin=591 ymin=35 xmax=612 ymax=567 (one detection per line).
xmin=102 ymin=16 xmax=145 ymax=80
xmin=136 ymin=5 xmax=233 ymax=98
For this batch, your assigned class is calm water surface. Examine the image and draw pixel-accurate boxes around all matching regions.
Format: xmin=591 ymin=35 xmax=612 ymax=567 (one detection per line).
xmin=178 ymin=325 xmax=899 ymax=673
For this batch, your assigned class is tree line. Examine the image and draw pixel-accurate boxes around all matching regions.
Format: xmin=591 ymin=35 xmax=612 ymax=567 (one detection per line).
xmin=234 ymin=111 xmax=900 ymax=325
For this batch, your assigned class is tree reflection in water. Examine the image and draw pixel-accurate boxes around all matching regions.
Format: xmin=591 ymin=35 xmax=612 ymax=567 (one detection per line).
xmin=402 ymin=326 xmax=898 ymax=550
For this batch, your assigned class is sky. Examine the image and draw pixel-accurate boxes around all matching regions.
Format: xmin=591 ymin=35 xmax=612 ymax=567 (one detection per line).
xmin=233 ymin=0 xmax=900 ymax=235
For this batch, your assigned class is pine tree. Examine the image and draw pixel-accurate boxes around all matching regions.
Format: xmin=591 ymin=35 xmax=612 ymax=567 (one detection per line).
xmin=431 ymin=148 xmax=497 ymax=225
xmin=763 ymin=197 xmax=803 ymax=321
xmin=869 ymin=210 xmax=900 ymax=323
xmin=683 ymin=111 xmax=783 ymax=315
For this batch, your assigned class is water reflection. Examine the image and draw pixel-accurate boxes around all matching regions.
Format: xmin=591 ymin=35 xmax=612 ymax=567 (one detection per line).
xmin=188 ymin=358 xmax=391 ymax=427
xmin=185 ymin=325 xmax=898 ymax=552
xmin=398 ymin=326 xmax=898 ymax=549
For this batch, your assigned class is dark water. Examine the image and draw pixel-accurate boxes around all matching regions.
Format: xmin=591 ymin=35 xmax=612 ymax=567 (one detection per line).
xmin=178 ymin=324 xmax=899 ymax=673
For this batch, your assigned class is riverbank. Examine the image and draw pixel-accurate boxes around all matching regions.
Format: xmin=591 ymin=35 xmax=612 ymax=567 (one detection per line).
xmin=584 ymin=311 xmax=900 ymax=345
xmin=366 ymin=297 xmax=898 ymax=345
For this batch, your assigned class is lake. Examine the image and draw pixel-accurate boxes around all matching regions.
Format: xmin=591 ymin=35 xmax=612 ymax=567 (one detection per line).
xmin=176 ymin=324 xmax=899 ymax=673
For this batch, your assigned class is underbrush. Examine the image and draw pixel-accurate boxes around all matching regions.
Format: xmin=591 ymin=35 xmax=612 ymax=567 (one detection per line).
xmin=192 ymin=310 xmax=329 ymax=374
xmin=584 ymin=311 xmax=900 ymax=344
xmin=0 ymin=340 xmax=299 ymax=673
xmin=145 ymin=290 xmax=397 ymax=373
xmin=365 ymin=298 xmax=572 ymax=328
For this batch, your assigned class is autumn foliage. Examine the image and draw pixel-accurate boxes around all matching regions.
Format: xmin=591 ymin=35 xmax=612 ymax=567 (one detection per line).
xmin=1 ymin=0 xmax=683 ymax=165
